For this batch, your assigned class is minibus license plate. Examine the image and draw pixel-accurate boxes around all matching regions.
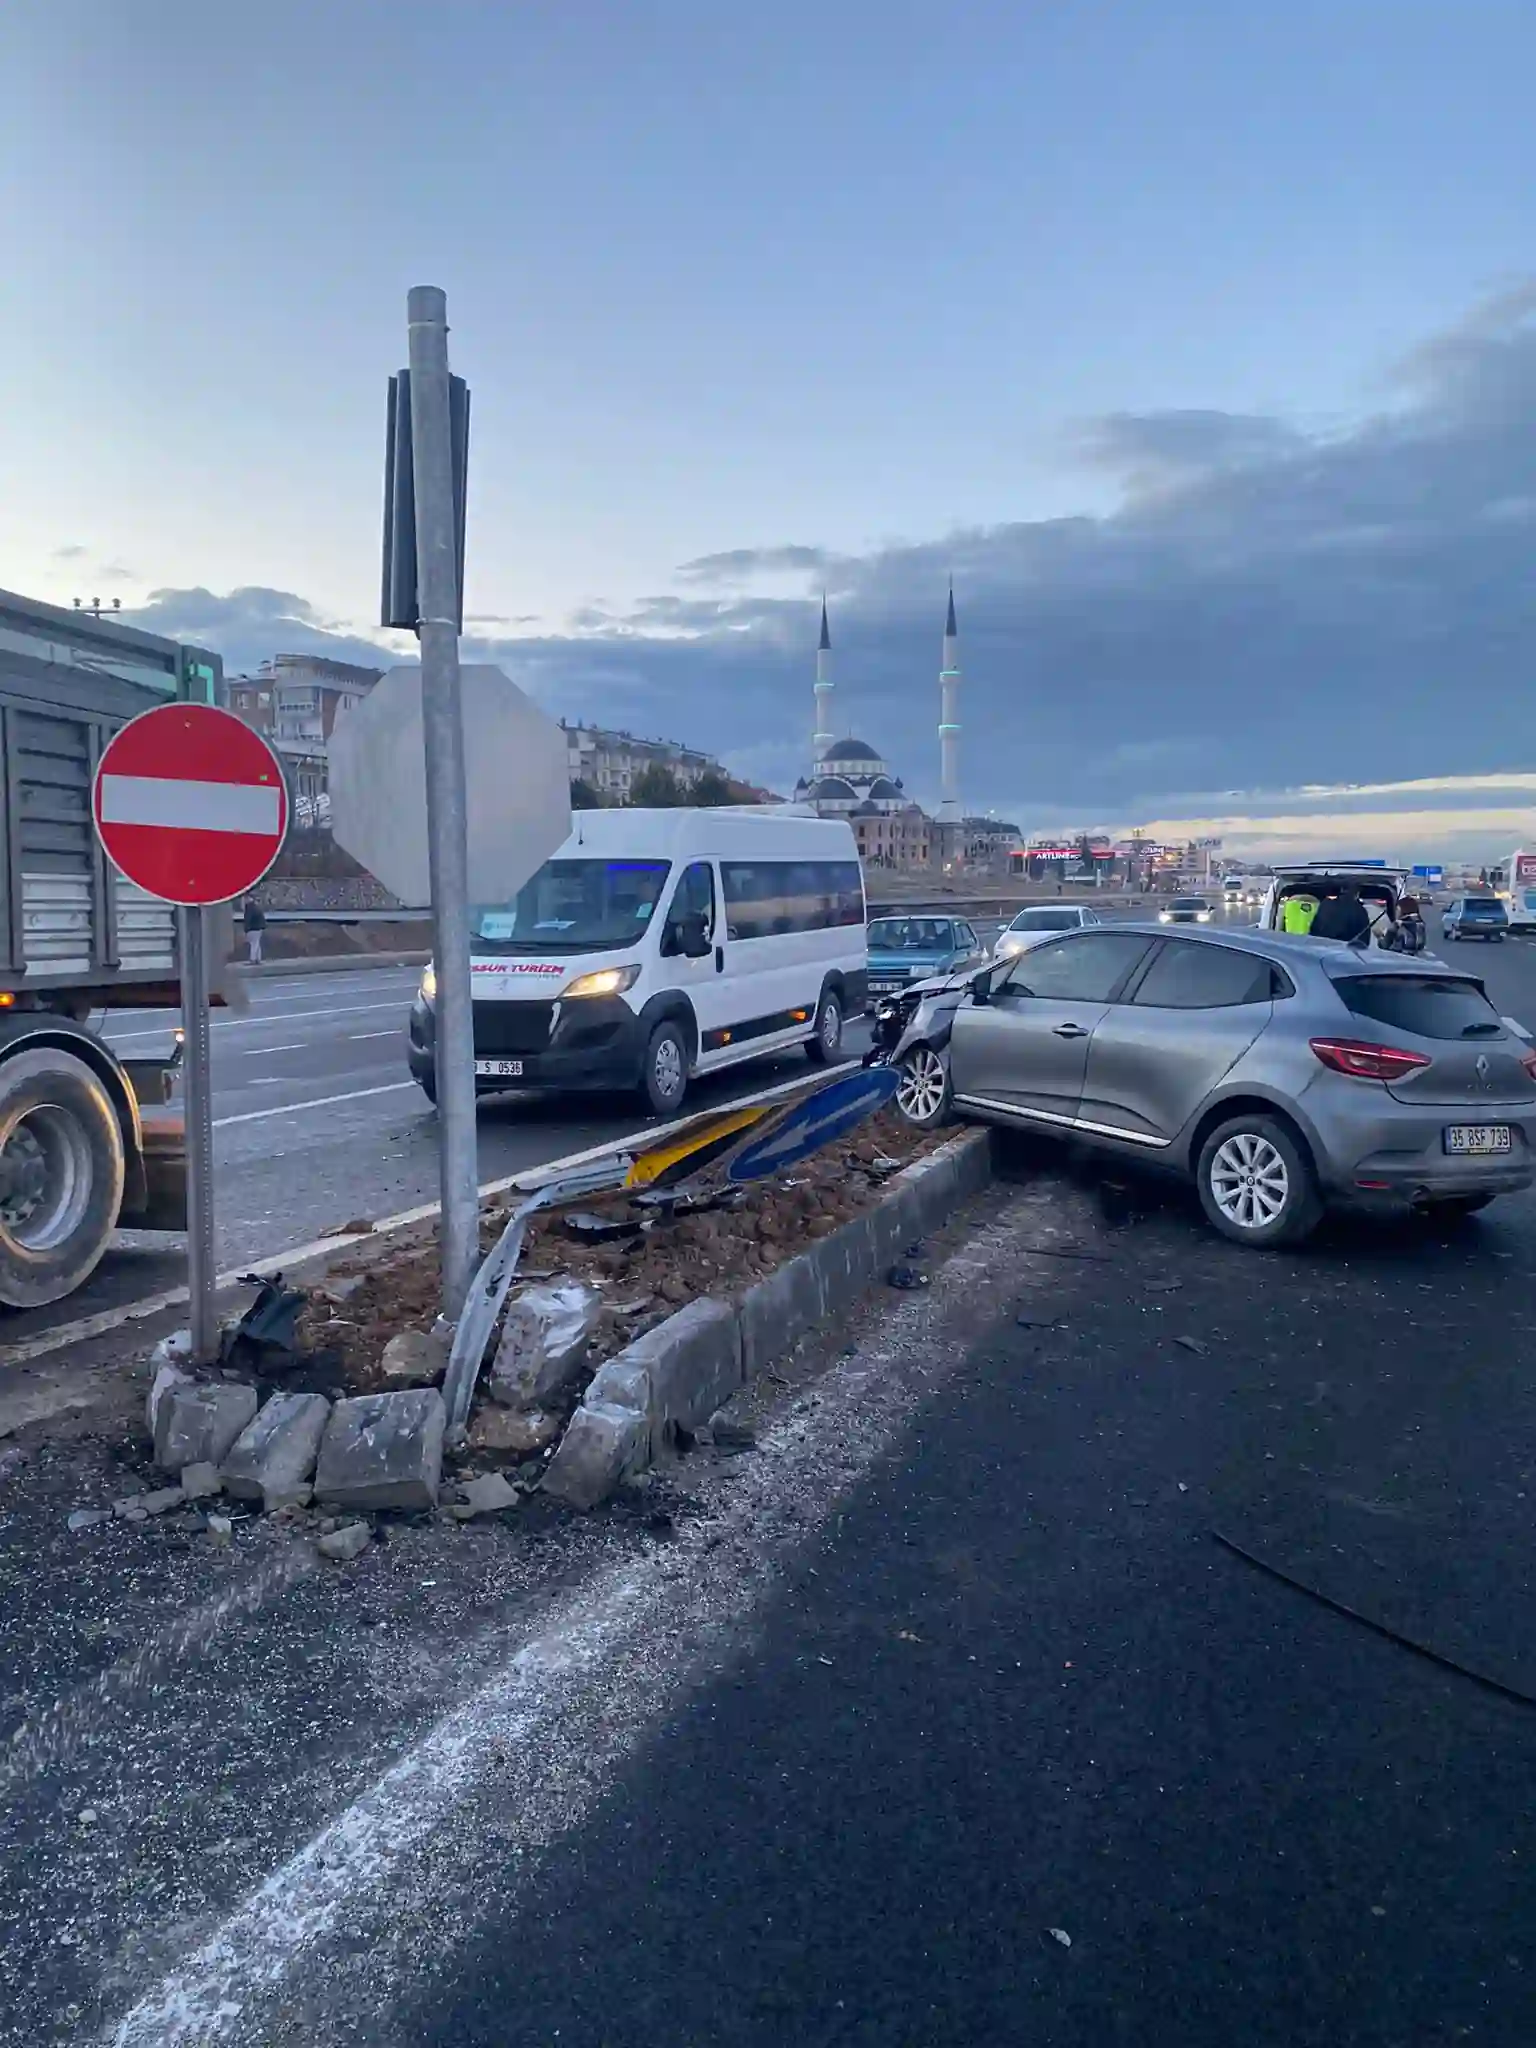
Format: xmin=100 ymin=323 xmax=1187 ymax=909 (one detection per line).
xmin=475 ymin=1059 xmax=524 ymax=1079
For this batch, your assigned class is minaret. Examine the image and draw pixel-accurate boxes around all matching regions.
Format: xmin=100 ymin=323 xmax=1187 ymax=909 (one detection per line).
xmin=937 ymin=582 xmax=961 ymax=820
xmin=813 ymin=595 xmax=834 ymax=762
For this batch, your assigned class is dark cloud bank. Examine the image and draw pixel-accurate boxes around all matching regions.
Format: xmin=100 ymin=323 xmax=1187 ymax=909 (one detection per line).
xmin=129 ymin=284 xmax=1536 ymax=824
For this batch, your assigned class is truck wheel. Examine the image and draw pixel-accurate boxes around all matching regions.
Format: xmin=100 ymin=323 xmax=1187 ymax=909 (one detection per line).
xmin=0 ymin=1047 xmax=126 ymax=1309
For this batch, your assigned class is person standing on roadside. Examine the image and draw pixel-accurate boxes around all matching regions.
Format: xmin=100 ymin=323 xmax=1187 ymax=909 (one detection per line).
xmin=1383 ymin=893 xmax=1427 ymax=954
xmin=1283 ymin=891 xmax=1319 ymax=935
xmin=1310 ymin=882 xmax=1371 ymax=946
xmin=242 ymin=897 xmax=266 ymax=965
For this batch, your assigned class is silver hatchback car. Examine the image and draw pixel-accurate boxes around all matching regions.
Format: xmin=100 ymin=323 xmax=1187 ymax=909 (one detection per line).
xmin=907 ymin=923 xmax=1536 ymax=1245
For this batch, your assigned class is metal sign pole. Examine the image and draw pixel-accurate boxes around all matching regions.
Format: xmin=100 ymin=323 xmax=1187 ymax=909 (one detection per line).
xmin=406 ymin=283 xmax=478 ymax=1321
xmin=178 ymin=904 xmax=218 ymax=1363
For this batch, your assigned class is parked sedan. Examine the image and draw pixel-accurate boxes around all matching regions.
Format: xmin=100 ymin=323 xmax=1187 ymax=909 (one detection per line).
xmin=1443 ymin=896 xmax=1509 ymax=942
xmin=993 ymin=904 xmax=1101 ymax=960
xmin=877 ymin=924 xmax=1536 ymax=1246
xmin=864 ymin=916 xmax=987 ymax=1006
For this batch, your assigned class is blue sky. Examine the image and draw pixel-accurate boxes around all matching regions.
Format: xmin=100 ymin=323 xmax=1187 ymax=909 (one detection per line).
xmin=3 ymin=1 xmax=1535 ymax=853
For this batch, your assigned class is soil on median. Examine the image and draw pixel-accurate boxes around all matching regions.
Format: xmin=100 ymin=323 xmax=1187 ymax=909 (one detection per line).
xmin=296 ymin=1106 xmax=945 ymax=1396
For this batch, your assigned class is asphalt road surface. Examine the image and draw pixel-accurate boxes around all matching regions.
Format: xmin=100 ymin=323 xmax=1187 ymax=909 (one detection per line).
xmin=7 ymin=1136 xmax=1536 ymax=2044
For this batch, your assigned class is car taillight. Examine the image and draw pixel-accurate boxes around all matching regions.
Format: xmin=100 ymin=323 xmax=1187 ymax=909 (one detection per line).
xmin=1310 ymin=1037 xmax=1433 ymax=1082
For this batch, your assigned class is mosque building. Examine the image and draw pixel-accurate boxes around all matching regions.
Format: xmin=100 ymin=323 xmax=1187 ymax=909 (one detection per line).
xmin=793 ymin=589 xmax=1010 ymax=871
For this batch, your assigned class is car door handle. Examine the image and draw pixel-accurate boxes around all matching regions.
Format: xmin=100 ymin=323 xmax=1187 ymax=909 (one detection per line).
xmin=1052 ymin=1022 xmax=1090 ymax=1038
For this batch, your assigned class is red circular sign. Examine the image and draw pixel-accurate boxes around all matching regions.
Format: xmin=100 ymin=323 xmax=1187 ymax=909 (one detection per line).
xmin=92 ymin=703 xmax=290 ymax=906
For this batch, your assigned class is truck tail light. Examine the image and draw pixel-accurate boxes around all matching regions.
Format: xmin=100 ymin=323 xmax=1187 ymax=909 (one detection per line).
xmin=1310 ymin=1037 xmax=1433 ymax=1082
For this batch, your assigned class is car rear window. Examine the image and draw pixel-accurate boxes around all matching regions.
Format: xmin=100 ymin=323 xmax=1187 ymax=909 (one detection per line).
xmin=1336 ymin=975 xmax=1503 ymax=1041
xmin=1010 ymin=909 xmax=1078 ymax=931
xmin=1461 ymin=898 xmax=1503 ymax=914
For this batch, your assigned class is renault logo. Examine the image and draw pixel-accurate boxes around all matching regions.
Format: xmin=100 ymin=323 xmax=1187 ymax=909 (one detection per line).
xmin=1476 ymin=1054 xmax=1490 ymax=1079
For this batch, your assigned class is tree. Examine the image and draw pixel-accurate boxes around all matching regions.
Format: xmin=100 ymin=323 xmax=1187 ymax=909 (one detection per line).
xmin=629 ymin=763 xmax=687 ymax=807
xmin=691 ymin=768 xmax=734 ymax=806
xmin=570 ymin=778 xmax=604 ymax=809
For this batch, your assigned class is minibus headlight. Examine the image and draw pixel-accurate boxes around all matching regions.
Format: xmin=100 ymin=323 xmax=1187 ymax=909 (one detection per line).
xmin=562 ymin=964 xmax=641 ymax=1000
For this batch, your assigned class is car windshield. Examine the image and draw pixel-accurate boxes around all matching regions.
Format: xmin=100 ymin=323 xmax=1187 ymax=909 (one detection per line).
xmin=470 ymin=858 xmax=671 ymax=953
xmin=1173 ymin=898 xmax=1207 ymax=910
xmin=1008 ymin=909 xmax=1078 ymax=931
xmin=868 ymin=919 xmax=950 ymax=950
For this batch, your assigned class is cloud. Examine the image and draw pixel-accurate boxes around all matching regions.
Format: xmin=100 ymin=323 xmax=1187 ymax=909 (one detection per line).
xmin=675 ymin=544 xmax=833 ymax=587
xmin=51 ymin=543 xmax=88 ymax=562
xmin=123 ymin=585 xmax=409 ymax=675
xmin=1075 ymin=410 xmax=1306 ymax=496
xmin=129 ymin=283 xmax=1536 ymax=858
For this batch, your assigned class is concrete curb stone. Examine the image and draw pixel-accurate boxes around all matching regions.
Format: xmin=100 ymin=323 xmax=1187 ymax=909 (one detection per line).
xmin=543 ymin=1129 xmax=992 ymax=1509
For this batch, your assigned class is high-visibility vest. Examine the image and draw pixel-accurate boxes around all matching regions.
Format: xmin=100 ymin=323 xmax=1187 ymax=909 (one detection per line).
xmin=1283 ymin=895 xmax=1319 ymax=934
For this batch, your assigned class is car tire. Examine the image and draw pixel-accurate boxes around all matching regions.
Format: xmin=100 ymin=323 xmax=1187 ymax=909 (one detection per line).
xmin=1195 ymin=1112 xmax=1322 ymax=1249
xmin=805 ymin=989 xmax=843 ymax=1066
xmin=641 ymin=1020 xmax=689 ymax=1116
xmin=894 ymin=1044 xmax=953 ymax=1129
xmin=418 ymin=1071 xmax=438 ymax=1107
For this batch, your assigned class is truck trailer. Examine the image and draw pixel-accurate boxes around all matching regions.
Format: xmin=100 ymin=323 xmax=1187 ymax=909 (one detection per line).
xmin=0 ymin=587 xmax=238 ymax=1309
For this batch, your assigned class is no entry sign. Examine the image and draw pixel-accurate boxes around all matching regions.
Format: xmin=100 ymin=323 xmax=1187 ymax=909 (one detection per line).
xmin=93 ymin=702 xmax=289 ymax=906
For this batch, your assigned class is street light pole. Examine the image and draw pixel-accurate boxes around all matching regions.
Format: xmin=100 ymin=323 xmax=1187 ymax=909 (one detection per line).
xmin=406 ymin=284 xmax=478 ymax=1320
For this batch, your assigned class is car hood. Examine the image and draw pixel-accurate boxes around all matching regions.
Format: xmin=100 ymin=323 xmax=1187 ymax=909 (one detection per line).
xmin=868 ymin=950 xmax=952 ymax=971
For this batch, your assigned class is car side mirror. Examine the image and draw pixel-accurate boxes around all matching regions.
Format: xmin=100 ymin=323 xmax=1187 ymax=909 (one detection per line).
xmin=970 ymin=967 xmax=994 ymax=1006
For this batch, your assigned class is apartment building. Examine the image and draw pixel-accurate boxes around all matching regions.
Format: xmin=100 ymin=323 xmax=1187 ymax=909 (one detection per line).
xmin=562 ymin=720 xmax=726 ymax=802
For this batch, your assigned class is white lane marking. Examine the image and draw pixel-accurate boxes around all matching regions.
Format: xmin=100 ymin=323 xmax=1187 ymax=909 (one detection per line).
xmin=213 ymin=1082 xmax=416 ymax=1129
xmin=1 ymin=1061 xmax=854 ymax=1368
xmin=240 ymin=1043 xmax=304 ymax=1056
xmin=97 ymin=773 xmax=282 ymax=836
xmin=348 ymin=1029 xmax=398 ymax=1041
xmin=102 ymin=1188 xmax=1021 ymax=2047
xmin=108 ymin=1001 xmax=408 ymax=1047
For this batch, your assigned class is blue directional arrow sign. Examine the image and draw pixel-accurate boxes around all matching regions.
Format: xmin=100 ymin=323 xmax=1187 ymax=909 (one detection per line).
xmin=727 ymin=1066 xmax=901 ymax=1183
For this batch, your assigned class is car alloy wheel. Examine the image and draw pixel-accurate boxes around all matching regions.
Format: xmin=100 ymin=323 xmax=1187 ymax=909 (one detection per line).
xmin=1208 ymin=1131 xmax=1289 ymax=1230
xmin=895 ymin=1045 xmax=950 ymax=1127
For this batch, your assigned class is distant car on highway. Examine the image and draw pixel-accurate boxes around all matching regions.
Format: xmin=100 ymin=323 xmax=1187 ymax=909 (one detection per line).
xmin=1443 ymin=896 xmax=1510 ymax=943
xmin=864 ymin=916 xmax=987 ymax=1005
xmin=1159 ymin=896 xmax=1213 ymax=924
xmin=868 ymin=923 xmax=1536 ymax=1245
xmin=992 ymin=904 xmax=1101 ymax=960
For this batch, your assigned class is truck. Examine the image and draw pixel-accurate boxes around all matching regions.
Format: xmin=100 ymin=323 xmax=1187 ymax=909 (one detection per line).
xmin=0 ymin=586 xmax=237 ymax=1309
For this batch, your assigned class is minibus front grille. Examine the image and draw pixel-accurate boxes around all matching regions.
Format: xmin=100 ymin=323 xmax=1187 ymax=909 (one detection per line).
xmin=472 ymin=1001 xmax=557 ymax=1055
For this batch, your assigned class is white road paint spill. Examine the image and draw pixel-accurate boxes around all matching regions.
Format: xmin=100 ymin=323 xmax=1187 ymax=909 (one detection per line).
xmin=2 ymin=1551 xmax=315 ymax=1802
xmin=104 ymin=1196 xmax=1042 ymax=2047
xmin=213 ymin=1081 xmax=417 ymax=1128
